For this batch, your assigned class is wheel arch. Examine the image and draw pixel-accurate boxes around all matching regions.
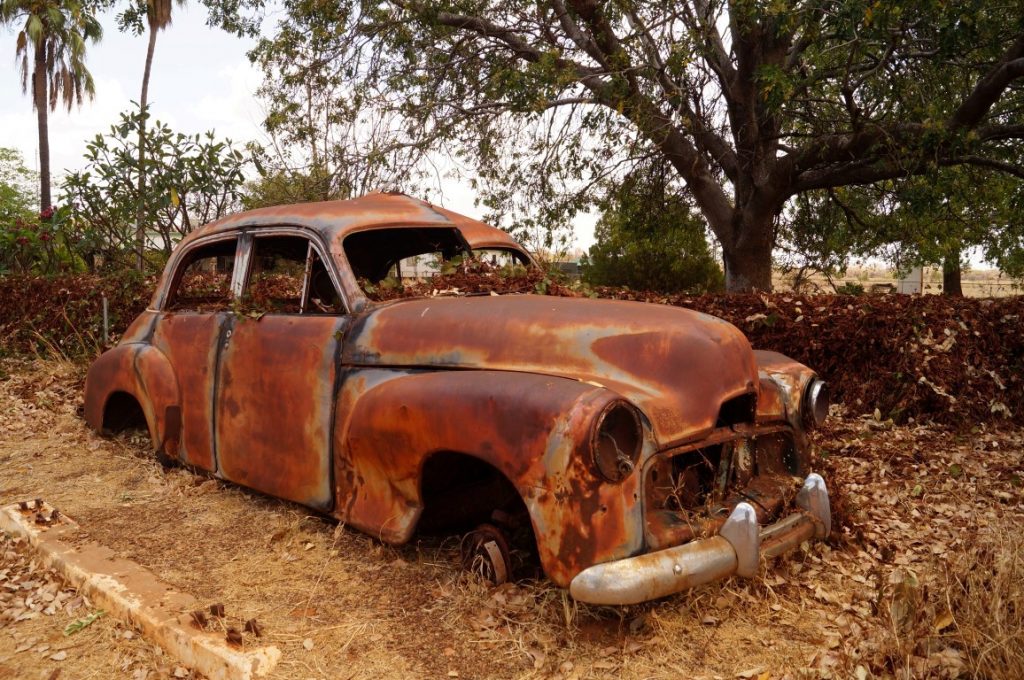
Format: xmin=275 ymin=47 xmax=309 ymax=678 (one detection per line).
xmin=84 ymin=344 xmax=181 ymax=456
xmin=333 ymin=368 xmax=646 ymax=586
xmin=416 ymin=450 xmax=526 ymax=532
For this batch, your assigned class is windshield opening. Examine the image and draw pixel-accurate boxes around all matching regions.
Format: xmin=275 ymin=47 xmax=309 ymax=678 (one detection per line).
xmin=343 ymin=226 xmax=471 ymax=299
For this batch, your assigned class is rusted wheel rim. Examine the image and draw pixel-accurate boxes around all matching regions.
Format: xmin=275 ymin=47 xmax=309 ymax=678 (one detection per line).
xmin=460 ymin=523 xmax=512 ymax=585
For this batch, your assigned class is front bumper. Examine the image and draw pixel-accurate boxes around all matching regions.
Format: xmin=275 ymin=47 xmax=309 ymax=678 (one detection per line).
xmin=569 ymin=473 xmax=831 ymax=605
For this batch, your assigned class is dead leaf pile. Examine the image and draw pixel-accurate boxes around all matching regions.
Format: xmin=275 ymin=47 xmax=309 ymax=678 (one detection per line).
xmin=802 ymin=416 xmax=1024 ymax=678
xmin=0 ymin=534 xmax=82 ymax=628
xmin=6 ymin=269 xmax=1020 ymax=427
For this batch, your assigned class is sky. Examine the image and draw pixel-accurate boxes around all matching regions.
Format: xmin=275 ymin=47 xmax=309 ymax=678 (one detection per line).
xmin=0 ymin=4 xmax=598 ymax=252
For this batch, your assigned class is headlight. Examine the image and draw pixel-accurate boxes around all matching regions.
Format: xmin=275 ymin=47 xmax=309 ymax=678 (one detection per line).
xmin=591 ymin=401 xmax=642 ymax=482
xmin=803 ymin=378 xmax=829 ymax=428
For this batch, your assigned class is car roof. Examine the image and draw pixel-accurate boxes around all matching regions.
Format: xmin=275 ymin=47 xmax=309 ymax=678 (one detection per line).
xmin=181 ymin=191 xmax=529 ymax=256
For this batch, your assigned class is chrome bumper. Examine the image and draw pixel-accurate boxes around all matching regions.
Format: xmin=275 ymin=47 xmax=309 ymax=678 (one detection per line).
xmin=569 ymin=473 xmax=831 ymax=605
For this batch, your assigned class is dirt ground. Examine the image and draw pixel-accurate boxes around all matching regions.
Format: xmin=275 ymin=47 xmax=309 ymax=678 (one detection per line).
xmin=1 ymin=360 xmax=1022 ymax=680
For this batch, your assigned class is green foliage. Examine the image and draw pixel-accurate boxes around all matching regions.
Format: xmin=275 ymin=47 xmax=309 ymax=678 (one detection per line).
xmin=2 ymin=0 xmax=105 ymax=210
xmin=0 ymin=148 xmax=71 ymax=274
xmin=0 ymin=147 xmax=35 ymax=226
xmin=63 ymin=610 xmax=105 ymax=636
xmin=835 ymin=281 xmax=865 ymax=296
xmin=785 ymin=166 xmax=1024 ymax=280
xmin=61 ymin=105 xmax=249 ymax=271
xmin=581 ymin=163 xmax=723 ymax=294
xmin=0 ymin=0 xmax=104 ymax=112
xmin=114 ymin=0 xmax=186 ymax=35
xmin=243 ymin=151 xmax=347 ymax=209
xmin=196 ymin=0 xmax=1024 ymax=291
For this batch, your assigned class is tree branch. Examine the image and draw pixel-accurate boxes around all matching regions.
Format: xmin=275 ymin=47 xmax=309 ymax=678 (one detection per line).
xmin=949 ymin=35 xmax=1024 ymax=130
xmin=951 ymin=155 xmax=1024 ymax=180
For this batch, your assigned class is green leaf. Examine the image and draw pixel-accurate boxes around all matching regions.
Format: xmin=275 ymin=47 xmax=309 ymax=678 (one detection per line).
xmin=64 ymin=610 xmax=105 ymax=636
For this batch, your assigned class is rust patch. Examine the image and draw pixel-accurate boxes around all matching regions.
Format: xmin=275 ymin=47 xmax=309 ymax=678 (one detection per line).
xmin=149 ymin=313 xmax=226 ymax=470
xmin=216 ymin=315 xmax=344 ymax=510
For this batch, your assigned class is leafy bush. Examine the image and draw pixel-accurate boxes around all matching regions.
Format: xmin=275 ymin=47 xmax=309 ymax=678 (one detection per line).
xmin=61 ymin=106 xmax=249 ymax=272
xmin=581 ymin=163 xmax=723 ymax=294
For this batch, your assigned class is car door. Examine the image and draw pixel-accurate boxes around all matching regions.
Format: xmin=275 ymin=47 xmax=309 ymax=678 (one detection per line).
xmin=214 ymin=231 xmax=348 ymax=511
xmin=150 ymin=235 xmax=241 ymax=471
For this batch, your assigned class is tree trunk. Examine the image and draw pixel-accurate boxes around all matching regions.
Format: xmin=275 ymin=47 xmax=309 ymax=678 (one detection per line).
xmin=136 ymin=25 xmax=158 ymax=272
xmin=942 ymin=250 xmax=963 ymax=297
xmin=33 ymin=39 xmax=51 ymax=213
xmin=723 ymin=246 xmax=773 ymax=292
xmin=719 ymin=208 xmax=775 ymax=293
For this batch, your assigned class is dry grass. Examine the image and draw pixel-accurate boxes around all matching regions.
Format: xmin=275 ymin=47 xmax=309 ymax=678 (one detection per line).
xmin=1 ymin=359 xmax=1023 ymax=679
xmin=945 ymin=518 xmax=1024 ymax=678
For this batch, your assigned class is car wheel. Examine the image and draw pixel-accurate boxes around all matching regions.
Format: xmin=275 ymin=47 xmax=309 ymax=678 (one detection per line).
xmin=460 ymin=523 xmax=513 ymax=585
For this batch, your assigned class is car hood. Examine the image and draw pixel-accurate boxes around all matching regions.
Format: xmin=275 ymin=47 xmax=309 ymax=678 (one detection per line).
xmin=343 ymin=294 xmax=759 ymax=447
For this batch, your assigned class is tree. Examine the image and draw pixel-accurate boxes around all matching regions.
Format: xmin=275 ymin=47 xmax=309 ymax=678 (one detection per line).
xmin=1 ymin=0 xmax=102 ymax=212
xmin=785 ymin=166 xmax=1024 ymax=295
xmin=116 ymin=0 xmax=186 ymax=270
xmin=203 ymin=0 xmax=1024 ymax=292
xmin=0 ymin=147 xmax=36 ymax=225
xmin=581 ymin=160 xmax=723 ymax=293
xmin=61 ymin=107 xmax=248 ymax=270
xmin=241 ymin=3 xmax=437 ymax=210
xmin=0 ymin=147 xmax=39 ymax=273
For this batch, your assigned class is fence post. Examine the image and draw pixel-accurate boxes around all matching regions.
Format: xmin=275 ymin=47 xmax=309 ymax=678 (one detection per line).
xmin=102 ymin=296 xmax=109 ymax=347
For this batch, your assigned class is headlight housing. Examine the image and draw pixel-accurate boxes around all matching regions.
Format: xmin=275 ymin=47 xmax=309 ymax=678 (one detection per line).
xmin=803 ymin=378 xmax=829 ymax=428
xmin=591 ymin=401 xmax=642 ymax=482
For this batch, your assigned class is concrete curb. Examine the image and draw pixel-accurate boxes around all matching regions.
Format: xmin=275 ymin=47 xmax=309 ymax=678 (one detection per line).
xmin=0 ymin=501 xmax=281 ymax=680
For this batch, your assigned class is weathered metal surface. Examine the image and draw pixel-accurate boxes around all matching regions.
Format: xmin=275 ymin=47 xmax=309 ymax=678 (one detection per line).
xmin=429 ymin=204 xmax=534 ymax=265
xmin=83 ymin=340 xmax=180 ymax=458
xmin=216 ymin=315 xmax=345 ymax=510
xmin=0 ymin=502 xmax=280 ymax=680
xmin=149 ymin=312 xmax=226 ymax=470
xmin=718 ymin=502 xmax=759 ymax=578
xmin=83 ymin=192 xmax=830 ymax=603
xmin=332 ymin=369 xmax=643 ymax=585
xmin=569 ymin=498 xmax=826 ymax=606
xmin=177 ymin=192 xmax=531 ymax=263
xmin=344 ymin=295 xmax=760 ymax=448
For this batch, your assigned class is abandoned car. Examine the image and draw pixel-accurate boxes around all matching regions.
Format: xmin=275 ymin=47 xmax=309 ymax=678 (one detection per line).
xmin=84 ymin=192 xmax=831 ymax=605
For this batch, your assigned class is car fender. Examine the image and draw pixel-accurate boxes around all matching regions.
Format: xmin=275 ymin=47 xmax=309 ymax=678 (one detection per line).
xmin=754 ymin=350 xmax=818 ymax=425
xmin=332 ymin=368 xmax=646 ymax=586
xmin=84 ymin=343 xmax=181 ymax=456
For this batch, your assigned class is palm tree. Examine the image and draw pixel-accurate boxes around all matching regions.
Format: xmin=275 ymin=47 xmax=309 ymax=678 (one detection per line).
xmin=1 ymin=0 xmax=102 ymax=213
xmin=135 ymin=0 xmax=184 ymax=270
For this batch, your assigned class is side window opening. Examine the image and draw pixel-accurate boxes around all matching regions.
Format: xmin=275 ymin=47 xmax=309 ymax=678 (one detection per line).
xmin=245 ymin=236 xmax=306 ymax=313
xmin=472 ymin=247 xmax=531 ymax=269
xmin=242 ymin=235 xmax=344 ymax=315
xmin=167 ymin=239 xmax=237 ymax=312
xmin=306 ymin=250 xmax=343 ymax=314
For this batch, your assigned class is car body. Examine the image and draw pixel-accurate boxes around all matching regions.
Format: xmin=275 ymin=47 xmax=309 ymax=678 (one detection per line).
xmin=84 ymin=191 xmax=831 ymax=605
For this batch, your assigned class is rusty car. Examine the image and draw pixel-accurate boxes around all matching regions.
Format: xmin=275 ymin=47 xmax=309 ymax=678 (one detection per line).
xmin=84 ymin=191 xmax=831 ymax=605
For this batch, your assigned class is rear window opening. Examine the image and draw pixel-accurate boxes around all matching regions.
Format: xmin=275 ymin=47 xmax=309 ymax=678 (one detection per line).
xmin=473 ymin=247 xmax=531 ymax=268
xmin=167 ymin=239 xmax=237 ymax=312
